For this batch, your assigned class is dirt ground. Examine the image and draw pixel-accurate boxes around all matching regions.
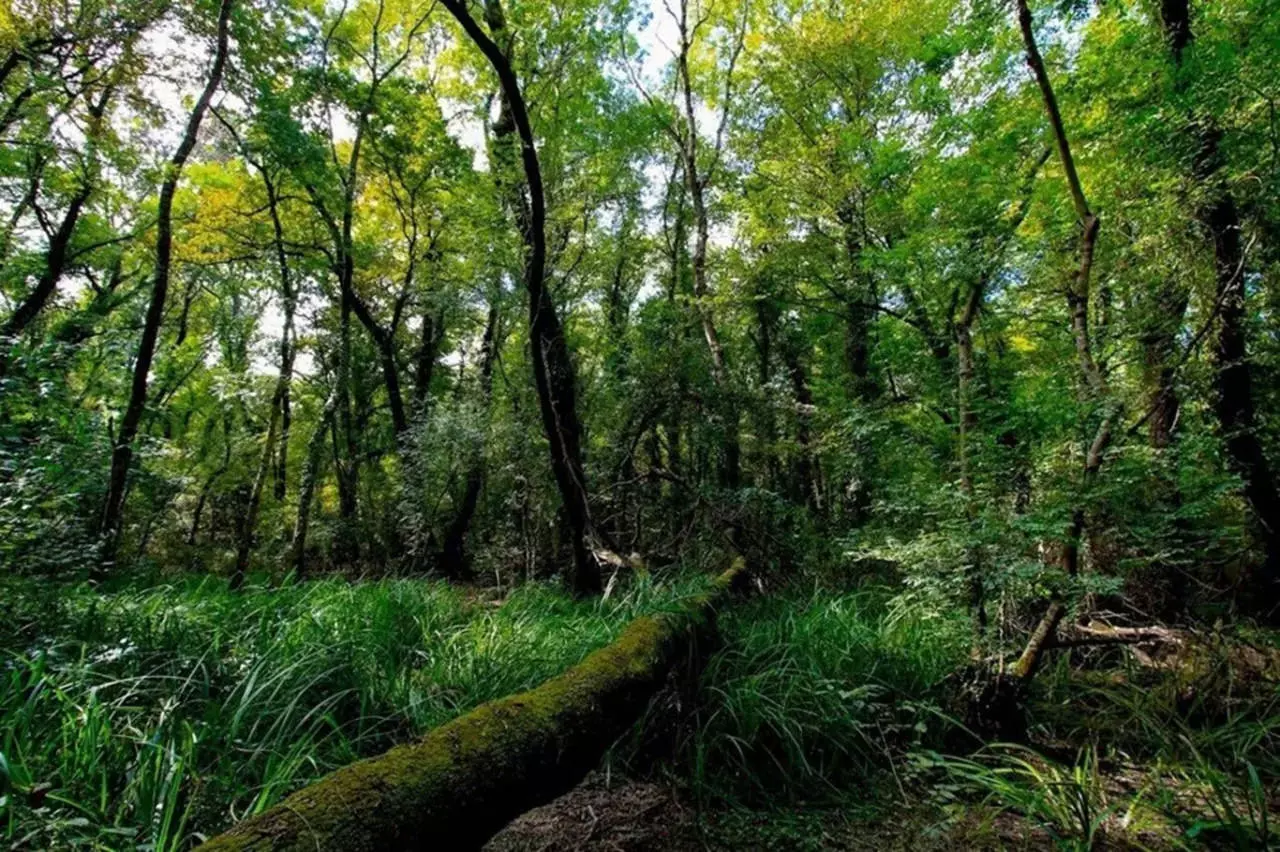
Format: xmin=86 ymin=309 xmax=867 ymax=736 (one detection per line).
xmin=483 ymin=776 xmax=1073 ymax=851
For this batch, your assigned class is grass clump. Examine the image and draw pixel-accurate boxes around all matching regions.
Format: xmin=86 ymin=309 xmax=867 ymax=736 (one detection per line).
xmin=680 ymin=585 xmax=969 ymax=804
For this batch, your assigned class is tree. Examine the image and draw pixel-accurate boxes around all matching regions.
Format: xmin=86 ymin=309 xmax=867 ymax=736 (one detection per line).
xmin=441 ymin=0 xmax=616 ymax=594
xmin=98 ymin=0 xmax=236 ymax=569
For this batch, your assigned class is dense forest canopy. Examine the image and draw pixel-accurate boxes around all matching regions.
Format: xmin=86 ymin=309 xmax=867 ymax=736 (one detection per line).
xmin=2 ymin=0 xmax=1280 ymax=847
xmin=2 ymin=0 xmax=1279 ymax=602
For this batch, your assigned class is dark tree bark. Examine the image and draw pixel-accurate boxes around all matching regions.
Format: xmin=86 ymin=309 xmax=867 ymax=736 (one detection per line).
xmin=442 ymin=0 xmax=608 ymax=594
xmin=188 ymin=415 xmax=232 ymax=548
xmin=752 ymin=287 xmax=780 ymax=491
xmin=781 ymin=326 xmax=819 ymax=510
xmin=349 ymin=293 xmax=409 ymax=435
xmin=285 ymin=388 xmax=338 ymax=578
xmin=230 ymin=167 xmax=297 ymax=590
xmin=835 ymin=199 xmax=879 ymax=402
xmin=1161 ymin=0 xmax=1280 ymax=597
xmin=98 ymin=0 xmax=234 ymax=569
xmin=289 ymin=7 xmax=430 ymax=550
xmin=413 ymin=306 xmax=445 ymax=411
xmin=266 ymin=177 xmax=296 ymax=502
xmin=231 ymin=382 xmax=284 ymax=590
xmin=956 ymin=276 xmax=987 ymax=636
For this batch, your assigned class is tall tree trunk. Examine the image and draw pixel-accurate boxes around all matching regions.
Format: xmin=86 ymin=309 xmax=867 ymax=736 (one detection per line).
xmin=188 ymin=416 xmax=232 ymax=548
xmin=1008 ymin=0 xmax=1120 ymax=692
xmin=262 ymin=169 xmax=296 ymax=502
xmin=1161 ymin=0 xmax=1280 ymax=596
xmin=1017 ymin=0 xmax=1115 ymax=587
xmin=672 ymin=0 xmax=742 ymax=490
xmin=349 ymin=296 xmax=409 ymax=435
xmin=413 ymin=306 xmax=444 ymax=412
xmin=836 ymin=200 xmax=878 ymax=402
xmin=98 ymin=0 xmax=234 ymax=570
xmin=1141 ymin=295 xmax=1184 ymax=452
xmin=753 ymin=291 xmax=780 ymax=491
xmin=231 ymin=172 xmax=296 ymax=589
xmin=333 ymin=299 xmax=361 ymax=561
xmin=443 ymin=0 xmax=607 ymax=594
xmin=781 ymin=328 xmax=819 ymax=511
xmin=956 ymin=278 xmax=987 ymax=637
xmin=231 ymin=383 xmax=283 ymax=590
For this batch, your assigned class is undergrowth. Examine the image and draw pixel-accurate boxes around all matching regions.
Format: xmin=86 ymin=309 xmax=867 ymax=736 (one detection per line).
xmin=3 ymin=571 xmax=1277 ymax=850
xmin=675 ymin=584 xmax=969 ymax=804
xmin=0 ymin=572 xmax=706 ymax=850
xmin=914 ymin=635 xmax=1280 ymax=850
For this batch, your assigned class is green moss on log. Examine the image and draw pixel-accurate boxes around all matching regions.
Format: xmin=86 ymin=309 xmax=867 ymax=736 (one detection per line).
xmin=195 ymin=560 xmax=746 ymax=852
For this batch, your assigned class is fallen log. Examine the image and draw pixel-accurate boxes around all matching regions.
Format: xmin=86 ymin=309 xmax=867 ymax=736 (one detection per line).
xmin=196 ymin=559 xmax=748 ymax=852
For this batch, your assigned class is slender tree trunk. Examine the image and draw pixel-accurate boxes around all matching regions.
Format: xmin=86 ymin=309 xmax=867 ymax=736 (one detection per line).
xmin=781 ymin=328 xmax=819 ymax=510
xmin=261 ymin=170 xmax=296 ymax=502
xmin=753 ymin=292 xmax=780 ymax=491
xmin=231 ymin=386 xmax=282 ymax=590
xmin=231 ymin=193 xmax=296 ymax=588
xmin=1017 ymin=0 xmax=1115 ymax=587
xmin=1003 ymin=0 xmax=1119 ymax=705
xmin=1141 ymin=297 xmax=1184 ymax=452
xmin=413 ymin=307 xmax=444 ymax=412
xmin=286 ymin=389 xmax=338 ymax=578
xmin=836 ymin=200 xmax=878 ymax=402
xmin=346 ymin=291 xmax=410 ymax=435
xmin=673 ymin=0 xmax=741 ymax=490
xmin=956 ymin=279 xmax=987 ymax=637
xmin=440 ymin=305 xmax=499 ymax=578
xmin=98 ymin=0 xmax=234 ymax=570
xmin=333 ymin=299 xmax=361 ymax=561
xmin=443 ymin=0 xmax=607 ymax=593
xmin=189 ymin=415 xmax=232 ymax=547
xmin=661 ymin=166 xmax=687 ymax=486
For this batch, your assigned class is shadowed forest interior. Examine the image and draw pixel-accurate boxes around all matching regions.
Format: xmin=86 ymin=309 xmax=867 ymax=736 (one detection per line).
xmin=2 ymin=0 xmax=1280 ymax=848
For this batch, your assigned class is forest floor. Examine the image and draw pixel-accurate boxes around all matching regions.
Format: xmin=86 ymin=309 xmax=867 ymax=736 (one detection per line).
xmin=485 ymin=773 xmax=1226 ymax=851
xmin=1 ymin=571 xmax=1277 ymax=850
xmin=487 ymin=776 xmax=947 ymax=851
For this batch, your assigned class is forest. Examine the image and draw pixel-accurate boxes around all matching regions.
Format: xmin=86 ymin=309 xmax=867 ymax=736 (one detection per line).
xmin=1 ymin=0 xmax=1279 ymax=847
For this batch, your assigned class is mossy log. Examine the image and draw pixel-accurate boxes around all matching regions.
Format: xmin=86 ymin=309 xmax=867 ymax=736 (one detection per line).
xmin=196 ymin=560 xmax=747 ymax=852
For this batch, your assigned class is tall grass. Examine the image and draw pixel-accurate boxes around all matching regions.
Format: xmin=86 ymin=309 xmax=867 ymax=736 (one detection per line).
xmin=0 ymin=573 xmax=707 ymax=850
xmin=681 ymin=586 xmax=968 ymax=804
xmin=8 ymin=569 xmax=1273 ymax=850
